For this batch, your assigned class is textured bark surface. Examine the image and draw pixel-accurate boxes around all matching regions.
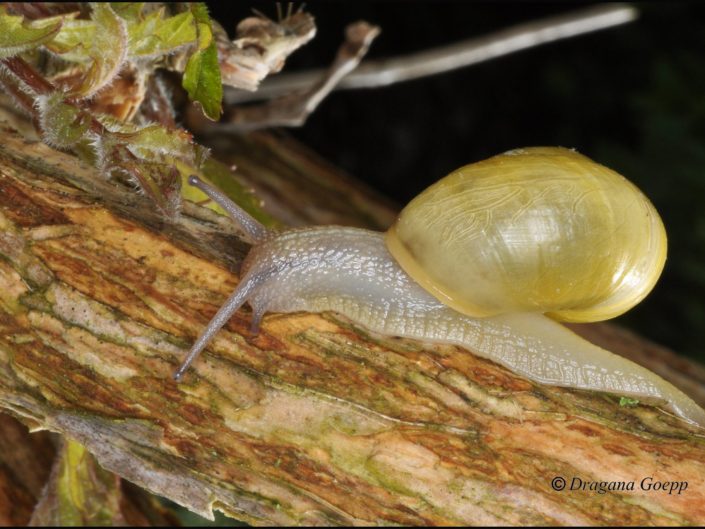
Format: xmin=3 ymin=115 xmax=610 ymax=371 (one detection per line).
xmin=1 ymin=125 xmax=705 ymax=525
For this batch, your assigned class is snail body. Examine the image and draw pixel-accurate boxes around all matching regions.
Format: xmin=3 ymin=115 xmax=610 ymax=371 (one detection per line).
xmin=176 ymin=148 xmax=705 ymax=429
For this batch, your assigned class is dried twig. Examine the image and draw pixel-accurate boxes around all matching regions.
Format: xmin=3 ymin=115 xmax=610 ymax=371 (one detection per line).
xmin=193 ymin=21 xmax=380 ymax=133
xmin=225 ymin=3 xmax=638 ymax=104
xmin=213 ymin=10 xmax=317 ymax=92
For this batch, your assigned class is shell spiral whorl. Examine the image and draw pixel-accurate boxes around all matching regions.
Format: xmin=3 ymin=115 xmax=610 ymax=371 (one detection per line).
xmin=386 ymin=147 xmax=667 ymax=323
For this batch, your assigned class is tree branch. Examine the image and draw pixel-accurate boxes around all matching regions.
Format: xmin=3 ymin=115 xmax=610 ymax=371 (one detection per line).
xmin=192 ymin=21 xmax=380 ymax=133
xmin=225 ymin=3 xmax=638 ymax=104
xmin=0 ymin=124 xmax=703 ymax=525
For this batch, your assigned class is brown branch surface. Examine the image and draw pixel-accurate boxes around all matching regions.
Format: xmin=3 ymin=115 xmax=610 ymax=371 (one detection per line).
xmin=0 ymin=126 xmax=704 ymax=525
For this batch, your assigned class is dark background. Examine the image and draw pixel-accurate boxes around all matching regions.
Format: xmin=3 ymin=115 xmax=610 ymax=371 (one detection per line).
xmin=208 ymin=2 xmax=705 ymax=364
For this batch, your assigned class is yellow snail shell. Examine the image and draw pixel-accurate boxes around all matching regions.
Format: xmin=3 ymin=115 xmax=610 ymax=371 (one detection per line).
xmin=386 ymin=147 xmax=667 ymax=323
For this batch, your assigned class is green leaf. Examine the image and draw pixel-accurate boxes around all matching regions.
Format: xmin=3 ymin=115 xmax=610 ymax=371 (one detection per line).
xmin=119 ymin=159 xmax=182 ymax=217
xmin=0 ymin=9 xmax=63 ymax=59
xmin=47 ymin=4 xmax=128 ymax=98
xmin=189 ymin=2 xmax=211 ymax=27
xmin=97 ymin=117 xmax=208 ymax=168
xmin=79 ymin=3 xmax=128 ymax=97
xmin=49 ymin=2 xmax=198 ymax=92
xmin=93 ymin=118 xmax=209 ymax=218
xmin=110 ymin=2 xmax=145 ymax=21
xmin=29 ymin=440 xmax=126 ymax=526
xmin=127 ymin=8 xmax=197 ymax=58
xmin=183 ymin=34 xmax=222 ymax=121
xmin=120 ymin=124 xmax=207 ymax=166
xmin=45 ymin=18 xmax=94 ymax=60
xmin=182 ymin=3 xmax=222 ymax=121
xmin=37 ymin=92 xmax=92 ymax=148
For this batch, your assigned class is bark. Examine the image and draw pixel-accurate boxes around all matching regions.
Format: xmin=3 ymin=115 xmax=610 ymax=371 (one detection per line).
xmin=0 ymin=124 xmax=704 ymax=526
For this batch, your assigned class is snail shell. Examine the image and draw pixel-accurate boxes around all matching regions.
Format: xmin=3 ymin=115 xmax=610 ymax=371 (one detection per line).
xmin=386 ymin=147 xmax=667 ymax=322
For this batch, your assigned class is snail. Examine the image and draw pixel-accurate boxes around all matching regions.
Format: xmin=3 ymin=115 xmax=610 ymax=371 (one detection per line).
xmin=175 ymin=147 xmax=705 ymax=429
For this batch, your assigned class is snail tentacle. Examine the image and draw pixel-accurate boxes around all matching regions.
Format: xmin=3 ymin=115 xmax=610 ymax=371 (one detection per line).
xmin=188 ymin=175 xmax=271 ymax=244
xmin=173 ymin=263 xmax=274 ymax=381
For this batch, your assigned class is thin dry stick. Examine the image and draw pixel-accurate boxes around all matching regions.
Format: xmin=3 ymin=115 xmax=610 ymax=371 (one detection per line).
xmin=225 ymin=3 xmax=638 ymax=105
xmin=193 ymin=21 xmax=380 ymax=133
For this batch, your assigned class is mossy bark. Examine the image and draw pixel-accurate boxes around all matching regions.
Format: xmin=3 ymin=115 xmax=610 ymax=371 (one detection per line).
xmin=0 ymin=125 xmax=704 ymax=525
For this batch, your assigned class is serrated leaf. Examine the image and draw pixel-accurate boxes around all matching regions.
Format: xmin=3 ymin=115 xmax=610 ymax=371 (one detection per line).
xmin=127 ymin=9 xmax=197 ymax=58
xmin=36 ymin=92 xmax=92 ymax=148
xmin=110 ymin=2 xmax=145 ymax=21
xmin=45 ymin=18 xmax=94 ymax=60
xmin=92 ymin=118 xmax=208 ymax=218
xmin=55 ymin=4 xmax=196 ymax=62
xmin=119 ymin=160 xmax=181 ymax=217
xmin=99 ymin=120 xmax=206 ymax=165
xmin=126 ymin=125 xmax=203 ymax=163
xmin=79 ymin=3 xmax=128 ymax=98
xmin=189 ymin=2 xmax=210 ymax=25
xmin=0 ymin=9 xmax=62 ymax=59
xmin=182 ymin=4 xmax=222 ymax=121
xmin=183 ymin=38 xmax=222 ymax=121
xmin=47 ymin=4 xmax=128 ymax=97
